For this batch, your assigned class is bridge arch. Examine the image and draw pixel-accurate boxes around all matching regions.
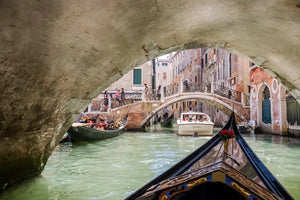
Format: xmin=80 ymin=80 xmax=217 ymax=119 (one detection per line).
xmin=139 ymin=94 xmax=248 ymax=128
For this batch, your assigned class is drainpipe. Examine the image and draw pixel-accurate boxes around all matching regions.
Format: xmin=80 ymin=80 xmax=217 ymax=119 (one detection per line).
xmin=161 ymin=89 xmax=165 ymax=103
xmin=241 ymin=92 xmax=245 ymax=107
xmin=179 ymin=77 xmax=183 ymax=94
xmin=211 ymin=72 xmax=214 ymax=93
xmin=152 ymin=59 xmax=156 ymax=91
xmin=142 ymin=88 xmax=145 ymax=102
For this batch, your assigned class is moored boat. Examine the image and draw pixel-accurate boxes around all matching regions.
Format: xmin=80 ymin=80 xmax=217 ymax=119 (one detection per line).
xmin=67 ymin=115 xmax=127 ymax=141
xmin=160 ymin=113 xmax=174 ymax=128
xmin=177 ymin=112 xmax=214 ymax=136
xmin=125 ymin=112 xmax=293 ymax=200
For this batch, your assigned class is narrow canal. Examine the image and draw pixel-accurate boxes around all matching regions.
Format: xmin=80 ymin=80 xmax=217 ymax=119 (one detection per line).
xmin=1 ymin=126 xmax=300 ymax=200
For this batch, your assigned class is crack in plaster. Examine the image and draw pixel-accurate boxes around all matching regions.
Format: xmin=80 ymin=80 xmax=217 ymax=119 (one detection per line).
xmin=154 ymin=0 xmax=161 ymax=12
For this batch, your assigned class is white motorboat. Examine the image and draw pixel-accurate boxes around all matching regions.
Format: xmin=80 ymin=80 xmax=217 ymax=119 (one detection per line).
xmin=177 ymin=112 xmax=214 ymax=136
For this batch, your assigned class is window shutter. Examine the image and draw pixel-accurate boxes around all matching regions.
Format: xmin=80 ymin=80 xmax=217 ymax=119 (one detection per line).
xmin=133 ymin=69 xmax=142 ymax=84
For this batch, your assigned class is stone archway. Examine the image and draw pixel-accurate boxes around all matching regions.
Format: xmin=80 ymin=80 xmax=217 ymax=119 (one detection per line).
xmin=257 ymin=84 xmax=272 ymax=133
xmin=0 ymin=0 xmax=300 ymax=191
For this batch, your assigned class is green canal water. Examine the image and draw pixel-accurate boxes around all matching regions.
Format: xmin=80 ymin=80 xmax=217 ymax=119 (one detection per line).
xmin=1 ymin=126 xmax=300 ymax=200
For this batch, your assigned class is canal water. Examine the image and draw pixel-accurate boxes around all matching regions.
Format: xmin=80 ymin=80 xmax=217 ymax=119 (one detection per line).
xmin=1 ymin=126 xmax=300 ymax=200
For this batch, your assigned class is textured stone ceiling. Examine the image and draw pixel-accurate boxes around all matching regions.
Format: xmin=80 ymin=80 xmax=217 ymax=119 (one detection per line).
xmin=0 ymin=0 xmax=299 ymax=190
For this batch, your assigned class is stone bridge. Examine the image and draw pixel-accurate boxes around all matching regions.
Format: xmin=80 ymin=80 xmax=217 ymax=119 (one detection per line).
xmin=1 ymin=0 xmax=299 ymax=192
xmin=90 ymin=92 xmax=250 ymax=130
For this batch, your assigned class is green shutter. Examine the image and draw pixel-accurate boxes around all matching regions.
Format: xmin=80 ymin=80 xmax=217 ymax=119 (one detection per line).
xmin=133 ymin=69 xmax=142 ymax=84
xmin=152 ymin=75 xmax=155 ymax=90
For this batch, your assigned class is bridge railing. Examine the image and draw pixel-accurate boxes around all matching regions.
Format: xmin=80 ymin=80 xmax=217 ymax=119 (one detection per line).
xmin=182 ymin=82 xmax=207 ymax=93
xmin=88 ymin=91 xmax=143 ymax=112
xmin=163 ymin=83 xmax=179 ymax=98
xmin=211 ymin=82 xmax=250 ymax=106
xmin=165 ymin=81 xmax=249 ymax=106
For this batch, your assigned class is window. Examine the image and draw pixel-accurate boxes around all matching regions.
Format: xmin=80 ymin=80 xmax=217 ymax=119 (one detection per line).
xmin=262 ymin=86 xmax=271 ymax=124
xmin=162 ymin=63 xmax=168 ymax=66
xmin=163 ymin=72 xmax=167 ymax=80
xmin=133 ymin=69 xmax=142 ymax=84
xmin=263 ymin=87 xmax=270 ymax=99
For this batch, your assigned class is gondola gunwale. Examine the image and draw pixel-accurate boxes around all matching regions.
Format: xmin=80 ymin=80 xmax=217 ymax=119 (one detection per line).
xmin=124 ymin=113 xmax=232 ymax=200
xmin=125 ymin=112 xmax=293 ymax=200
xmin=232 ymin=114 xmax=293 ymax=200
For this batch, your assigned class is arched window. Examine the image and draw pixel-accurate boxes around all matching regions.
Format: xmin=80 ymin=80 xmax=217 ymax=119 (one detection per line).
xmin=262 ymin=86 xmax=271 ymax=124
xmin=263 ymin=87 xmax=270 ymax=99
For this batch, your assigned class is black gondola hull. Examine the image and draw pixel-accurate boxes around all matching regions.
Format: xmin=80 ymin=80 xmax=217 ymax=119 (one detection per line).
xmin=160 ymin=113 xmax=174 ymax=128
xmin=67 ymin=126 xmax=125 ymax=141
xmin=68 ymin=115 xmax=127 ymax=142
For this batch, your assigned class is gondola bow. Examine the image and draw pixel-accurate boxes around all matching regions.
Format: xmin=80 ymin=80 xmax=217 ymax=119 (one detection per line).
xmin=125 ymin=112 xmax=293 ymax=200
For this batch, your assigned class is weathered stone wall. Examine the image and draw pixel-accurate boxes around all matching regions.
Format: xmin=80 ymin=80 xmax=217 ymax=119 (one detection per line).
xmin=0 ymin=0 xmax=299 ymax=191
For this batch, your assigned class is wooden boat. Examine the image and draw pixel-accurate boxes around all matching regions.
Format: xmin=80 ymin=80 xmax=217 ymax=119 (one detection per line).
xmin=177 ymin=112 xmax=214 ymax=136
xmin=160 ymin=113 xmax=174 ymax=128
xmin=67 ymin=115 xmax=127 ymax=141
xmin=125 ymin=112 xmax=293 ymax=200
xmin=153 ymin=114 xmax=161 ymax=125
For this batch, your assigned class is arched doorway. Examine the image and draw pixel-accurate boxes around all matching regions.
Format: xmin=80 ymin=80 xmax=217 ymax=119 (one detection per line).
xmin=257 ymin=84 xmax=272 ymax=133
xmin=286 ymin=94 xmax=300 ymax=136
xmin=262 ymin=86 xmax=272 ymax=124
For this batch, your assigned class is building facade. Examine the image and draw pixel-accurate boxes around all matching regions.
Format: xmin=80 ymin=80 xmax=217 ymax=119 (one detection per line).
xmin=250 ymin=66 xmax=300 ymax=136
xmin=155 ymin=55 xmax=173 ymax=91
xmin=87 ymin=48 xmax=300 ymax=135
xmin=88 ymin=61 xmax=153 ymax=112
xmin=106 ymin=61 xmax=153 ymax=92
xmin=170 ymin=48 xmax=250 ymax=126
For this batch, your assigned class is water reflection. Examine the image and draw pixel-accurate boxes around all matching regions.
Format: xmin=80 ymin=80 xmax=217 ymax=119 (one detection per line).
xmin=250 ymin=133 xmax=300 ymax=146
